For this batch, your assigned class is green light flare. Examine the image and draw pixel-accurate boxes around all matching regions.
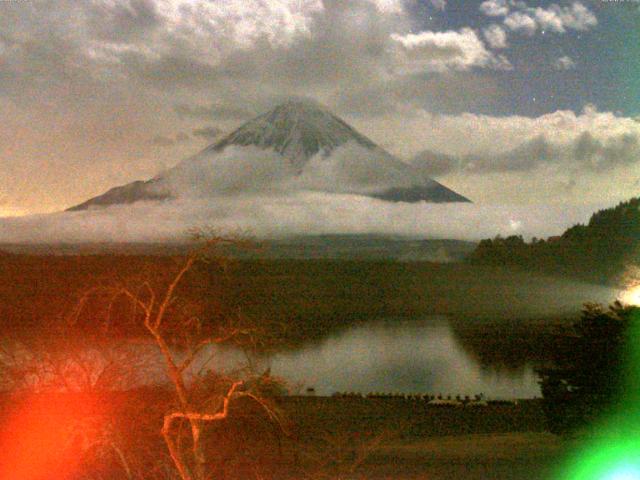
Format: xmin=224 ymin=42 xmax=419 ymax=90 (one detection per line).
xmin=556 ymin=310 xmax=640 ymax=479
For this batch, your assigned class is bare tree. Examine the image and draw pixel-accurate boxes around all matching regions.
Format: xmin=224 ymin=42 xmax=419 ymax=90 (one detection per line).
xmin=81 ymin=236 xmax=287 ymax=480
xmin=0 ymin=235 xmax=287 ymax=480
xmin=0 ymin=276 xmax=158 ymax=479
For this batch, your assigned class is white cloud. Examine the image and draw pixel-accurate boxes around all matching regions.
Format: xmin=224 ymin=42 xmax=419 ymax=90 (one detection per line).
xmin=390 ymin=106 xmax=640 ymax=159
xmin=480 ymin=0 xmax=509 ymax=17
xmin=554 ymin=55 xmax=576 ymax=70
xmin=370 ymin=0 xmax=405 ymax=14
xmin=153 ymin=0 xmax=409 ymax=47
xmin=493 ymin=53 xmax=513 ymax=70
xmin=554 ymin=2 xmax=597 ymax=31
xmin=158 ymin=146 xmax=295 ymax=195
xmin=155 ymin=141 xmax=430 ymax=198
xmin=504 ymin=11 xmax=537 ymax=35
xmin=0 ymin=195 xmax=602 ymax=243
xmin=412 ymin=132 xmax=640 ymax=175
xmin=154 ymin=0 xmax=325 ymax=49
xmin=501 ymin=2 xmax=597 ymax=36
xmin=483 ymin=24 xmax=508 ymax=49
xmin=361 ymin=106 xmax=640 ymax=204
xmin=533 ymin=7 xmax=565 ymax=33
xmin=534 ymin=2 xmax=597 ymax=33
xmin=5 ymin=106 xmax=629 ymax=243
xmin=296 ymin=143 xmax=428 ymax=194
xmin=390 ymin=28 xmax=501 ymax=72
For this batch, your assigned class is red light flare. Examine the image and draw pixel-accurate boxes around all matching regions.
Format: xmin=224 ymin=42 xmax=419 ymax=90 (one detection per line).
xmin=0 ymin=392 xmax=105 ymax=480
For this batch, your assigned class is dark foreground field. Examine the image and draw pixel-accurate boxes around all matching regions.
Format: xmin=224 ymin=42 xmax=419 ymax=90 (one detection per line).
xmin=0 ymin=392 xmax=570 ymax=480
xmin=280 ymin=396 xmax=566 ymax=480
xmin=361 ymin=432 xmax=565 ymax=479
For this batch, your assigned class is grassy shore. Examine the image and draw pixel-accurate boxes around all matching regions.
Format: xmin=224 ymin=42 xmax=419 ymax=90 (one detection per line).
xmin=364 ymin=432 xmax=566 ymax=479
xmin=195 ymin=395 xmax=567 ymax=479
xmin=0 ymin=390 xmax=567 ymax=479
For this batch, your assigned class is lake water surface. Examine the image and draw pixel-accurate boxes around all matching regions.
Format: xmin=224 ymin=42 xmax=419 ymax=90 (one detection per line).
xmin=259 ymin=317 xmax=540 ymax=399
xmin=16 ymin=316 xmax=542 ymax=398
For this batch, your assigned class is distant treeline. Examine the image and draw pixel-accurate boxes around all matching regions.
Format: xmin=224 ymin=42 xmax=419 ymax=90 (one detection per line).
xmin=468 ymin=198 xmax=640 ymax=284
xmin=0 ymin=253 xmax=607 ymax=346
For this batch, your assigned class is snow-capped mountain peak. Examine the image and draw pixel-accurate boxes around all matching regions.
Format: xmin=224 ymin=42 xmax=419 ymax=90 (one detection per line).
xmin=205 ymin=100 xmax=378 ymax=170
xmin=67 ymin=100 xmax=470 ymax=211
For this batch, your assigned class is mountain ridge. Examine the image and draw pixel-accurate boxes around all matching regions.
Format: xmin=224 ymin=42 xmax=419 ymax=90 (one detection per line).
xmin=67 ymin=100 xmax=470 ymax=211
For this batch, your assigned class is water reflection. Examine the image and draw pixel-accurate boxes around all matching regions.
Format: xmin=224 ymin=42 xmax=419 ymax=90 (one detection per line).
xmin=2 ymin=316 xmax=544 ymax=399
xmin=264 ymin=317 xmax=541 ymax=399
xmin=143 ymin=317 xmax=545 ymax=399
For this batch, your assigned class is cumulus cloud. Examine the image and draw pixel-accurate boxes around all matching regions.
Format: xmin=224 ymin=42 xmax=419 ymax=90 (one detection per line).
xmin=498 ymin=2 xmax=597 ymax=36
xmin=152 ymin=0 xmax=325 ymax=49
xmin=0 ymin=127 xmax=618 ymax=245
xmin=483 ymin=24 xmax=508 ymax=49
xmin=390 ymin=28 xmax=508 ymax=72
xmin=369 ymin=104 xmax=640 ymax=160
xmin=554 ymin=55 xmax=576 ymax=70
xmin=121 ymin=0 xmax=411 ymax=94
xmin=504 ymin=12 xmax=537 ymax=35
xmin=0 ymin=0 xmax=503 ymax=115
xmin=480 ymin=0 xmax=509 ymax=17
xmin=0 ymin=103 xmax=628 ymax=244
xmin=85 ymin=0 xmax=163 ymax=43
xmin=547 ymin=2 xmax=597 ymax=31
xmin=411 ymin=132 xmax=640 ymax=175
xmin=369 ymin=0 xmax=405 ymax=14
xmin=573 ymin=131 xmax=640 ymax=170
xmin=0 ymin=0 xmax=428 ymax=214
xmin=532 ymin=7 xmax=565 ymax=33
xmin=0 ymin=0 xmax=408 ymax=106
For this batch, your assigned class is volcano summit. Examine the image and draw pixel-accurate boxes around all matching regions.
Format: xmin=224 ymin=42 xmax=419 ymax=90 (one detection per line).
xmin=68 ymin=101 xmax=469 ymax=211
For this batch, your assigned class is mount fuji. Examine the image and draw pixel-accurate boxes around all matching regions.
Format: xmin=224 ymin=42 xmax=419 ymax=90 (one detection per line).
xmin=67 ymin=100 xmax=470 ymax=211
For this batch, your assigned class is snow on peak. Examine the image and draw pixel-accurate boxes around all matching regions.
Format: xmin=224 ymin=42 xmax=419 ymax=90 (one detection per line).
xmin=206 ymin=100 xmax=378 ymax=170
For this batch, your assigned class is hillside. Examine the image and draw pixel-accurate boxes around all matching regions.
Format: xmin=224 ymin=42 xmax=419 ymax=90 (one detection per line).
xmin=468 ymin=198 xmax=640 ymax=285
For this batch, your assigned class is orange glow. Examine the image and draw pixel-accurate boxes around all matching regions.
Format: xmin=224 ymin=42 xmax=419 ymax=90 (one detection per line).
xmin=0 ymin=393 xmax=104 ymax=480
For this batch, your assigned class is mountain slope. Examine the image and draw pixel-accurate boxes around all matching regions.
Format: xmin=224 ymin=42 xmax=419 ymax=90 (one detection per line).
xmin=67 ymin=100 xmax=470 ymax=211
xmin=67 ymin=180 xmax=168 ymax=212
xmin=205 ymin=100 xmax=378 ymax=170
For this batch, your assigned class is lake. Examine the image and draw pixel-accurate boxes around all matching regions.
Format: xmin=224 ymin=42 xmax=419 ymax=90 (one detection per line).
xmin=222 ymin=316 xmax=542 ymax=399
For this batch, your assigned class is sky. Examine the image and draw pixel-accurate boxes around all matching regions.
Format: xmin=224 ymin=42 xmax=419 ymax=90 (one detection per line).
xmin=0 ymin=0 xmax=639 ymax=223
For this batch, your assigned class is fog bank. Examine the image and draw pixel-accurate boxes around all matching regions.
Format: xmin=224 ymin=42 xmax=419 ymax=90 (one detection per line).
xmin=0 ymin=192 xmax=602 ymax=244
